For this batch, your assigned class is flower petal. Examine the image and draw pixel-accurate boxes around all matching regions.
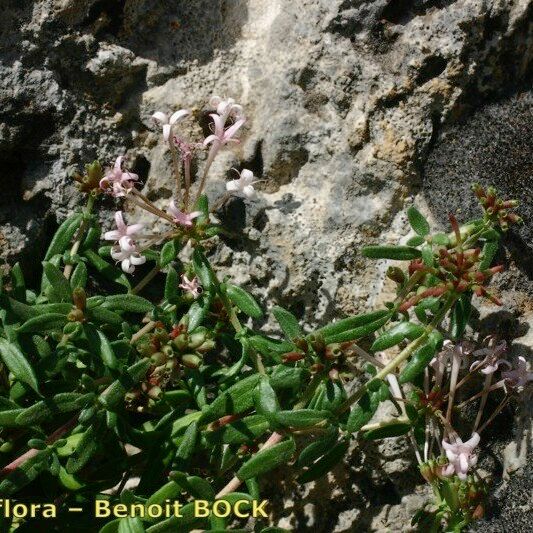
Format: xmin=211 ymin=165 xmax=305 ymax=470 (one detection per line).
xmin=126 ymin=223 xmax=144 ymax=235
xmin=209 ymin=95 xmax=222 ymax=107
xmin=240 ymin=169 xmax=254 ymax=182
xmin=210 ymin=113 xmax=224 ymax=136
xmin=104 ymin=230 xmax=121 ymax=242
xmin=465 ymin=432 xmax=480 ymax=450
xmin=152 ymin=112 xmax=168 ymax=123
xmin=224 ymin=118 xmax=245 ymax=140
xmin=243 ymin=185 xmax=256 ymax=199
xmin=121 ymin=258 xmax=134 ymax=274
xmin=169 ymin=109 xmax=190 ymax=124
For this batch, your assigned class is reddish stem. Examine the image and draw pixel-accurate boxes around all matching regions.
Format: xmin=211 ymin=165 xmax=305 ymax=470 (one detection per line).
xmin=0 ymin=415 xmax=79 ymax=478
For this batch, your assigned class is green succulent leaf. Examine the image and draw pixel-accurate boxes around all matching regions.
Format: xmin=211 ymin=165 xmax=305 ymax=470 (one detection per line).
xmin=200 ymin=374 xmax=262 ymax=424
xmin=363 ymin=421 xmax=411 ymax=440
xmin=43 ymin=261 xmax=73 ymax=302
xmin=0 ymin=338 xmax=40 ymax=394
xmin=480 ymin=241 xmax=499 ymax=270
xmin=160 ymin=239 xmax=180 ymax=268
xmin=45 ymin=213 xmax=84 ymax=260
xmin=272 ymin=306 xmax=302 ymax=340
xmin=18 ymin=313 xmax=69 ymax=334
xmin=323 ymin=313 xmax=392 ymax=344
xmin=362 ymin=245 xmax=422 ymax=261
xmin=103 ymin=294 xmax=153 ymax=314
xmin=371 ymin=321 xmax=425 ymax=352
xmin=225 ymin=284 xmax=263 ymax=319
xmin=237 ymin=438 xmax=296 ymax=480
xmin=297 ymin=440 xmax=349 ymax=483
xmin=407 ymin=206 xmax=430 ymax=236
xmin=274 ymin=409 xmax=330 ymax=429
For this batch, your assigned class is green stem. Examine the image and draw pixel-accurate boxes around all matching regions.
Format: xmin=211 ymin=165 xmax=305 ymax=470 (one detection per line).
xmin=337 ymin=294 xmax=458 ymax=414
xmin=130 ymin=265 xmax=161 ymax=295
xmin=294 ymin=372 xmax=324 ymax=409
xmin=218 ymin=285 xmax=266 ymax=375
xmin=360 ymin=415 xmax=410 ymax=432
xmin=63 ymin=194 xmax=95 ymax=280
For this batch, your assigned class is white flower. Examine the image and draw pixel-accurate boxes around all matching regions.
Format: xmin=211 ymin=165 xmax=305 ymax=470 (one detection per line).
xmin=104 ymin=211 xmax=144 ymax=243
xmin=469 ymin=340 xmax=511 ymax=375
xmin=99 ymin=156 xmax=138 ymax=197
xmin=226 ymin=169 xmax=258 ymax=200
xmin=167 ymin=201 xmax=202 ymax=227
xmin=110 ymin=237 xmax=146 ymax=274
xmin=179 ymin=275 xmax=202 ymax=299
xmin=152 ymin=109 xmax=190 ymax=141
xmin=209 ymin=96 xmax=244 ymax=122
xmin=442 ymin=433 xmax=480 ymax=480
xmin=502 ymin=356 xmax=533 ymax=389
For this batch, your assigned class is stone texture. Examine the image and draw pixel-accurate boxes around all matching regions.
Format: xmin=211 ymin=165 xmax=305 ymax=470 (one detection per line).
xmin=0 ymin=0 xmax=532 ymax=530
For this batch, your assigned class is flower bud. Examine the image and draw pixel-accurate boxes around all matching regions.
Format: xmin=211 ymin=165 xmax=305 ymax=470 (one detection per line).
xmin=72 ymin=287 xmax=86 ymax=310
xmin=172 ymin=334 xmax=188 ymax=351
xmin=310 ymin=363 xmax=325 ymax=373
xmin=182 ymin=354 xmax=201 ymax=368
xmin=387 ymin=266 xmax=406 ymax=284
xmin=282 ymin=351 xmax=304 ymax=362
xmin=325 ymin=345 xmax=342 ymax=360
xmin=67 ymin=308 xmax=85 ymax=323
xmin=419 ymin=462 xmax=436 ymax=483
xmin=162 ymin=345 xmax=174 ymax=358
xmin=197 ymin=339 xmax=216 ymax=353
xmin=311 ymin=336 xmax=326 ymax=353
xmin=150 ymin=351 xmax=167 ymax=365
xmin=472 ymin=504 xmax=484 ymax=520
xmin=147 ymin=386 xmax=162 ymax=400
xmin=188 ymin=331 xmax=208 ymax=349
xmin=294 ymin=338 xmax=308 ymax=352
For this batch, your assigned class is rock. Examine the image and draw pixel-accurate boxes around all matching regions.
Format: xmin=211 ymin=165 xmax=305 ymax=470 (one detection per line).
xmin=1 ymin=0 xmax=532 ymax=530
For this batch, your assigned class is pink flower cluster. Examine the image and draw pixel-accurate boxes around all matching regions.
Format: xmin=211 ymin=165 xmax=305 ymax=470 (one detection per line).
xmin=442 ymin=433 xmax=480 ymax=479
xmin=100 ymin=156 xmax=138 ymax=198
xmin=99 ymin=96 xmax=260 ymax=275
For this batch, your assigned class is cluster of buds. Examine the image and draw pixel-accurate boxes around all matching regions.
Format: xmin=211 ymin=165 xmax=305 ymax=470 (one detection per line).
xmin=400 ymin=214 xmax=506 ymax=311
xmin=72 ymin=161 xmax=104 ymax=194
xmin=281 ymin=333 xmax=353 ymax=378
xmin=473 ymin=183 xmax=522 ymax=230
xmin=127 ymin=324 xmax=215 ymax=411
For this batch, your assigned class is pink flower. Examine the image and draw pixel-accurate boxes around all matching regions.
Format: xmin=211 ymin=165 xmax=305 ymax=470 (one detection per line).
xmin=152 ymin=110 xmax=190 ymax=141
xmin=167 ymin=200 xmax=201 ymax=227
xmin=442 ymin=433 xmax=480 ymax=480
xmin=179 ymin=274 xmax=202 ymax=299
xmin=110 ymin=238 xmax=146 ymax=274
xmin=502 ymin=356 xmax=533 ymax=389
xmin=469 ymin=340 xmax=511 ymax=375
xmin=226 ymin=169 xmax=258 ymax=200
xmin=203 ymin=114 xmax=245 ymax=149
xmin=209 ymin=96 xmax=244 ymax=122
xmin=99 ymin=156 xmax=138 ymax=197
xmin=104 ymin=211 xmax=144 ymax=243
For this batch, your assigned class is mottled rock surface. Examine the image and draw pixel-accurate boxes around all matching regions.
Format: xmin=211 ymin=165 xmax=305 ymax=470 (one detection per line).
xmin=1 ymin=0 xmax=532 ymax=531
